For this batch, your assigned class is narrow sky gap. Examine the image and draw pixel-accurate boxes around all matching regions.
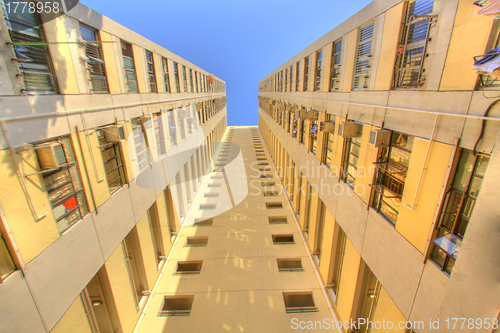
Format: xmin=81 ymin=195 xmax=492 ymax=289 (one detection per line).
xmin=80 ymin=0 xmax=372 ymax=126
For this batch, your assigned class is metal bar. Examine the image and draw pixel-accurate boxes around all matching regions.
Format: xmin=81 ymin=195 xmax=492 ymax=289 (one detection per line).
xmin=79 ymin=114 xmax=105 ymax=183
xmin=8 ymin=41 xmax=115 ymax=46
xmin=0 ymin=121 xmax=48 ymax=221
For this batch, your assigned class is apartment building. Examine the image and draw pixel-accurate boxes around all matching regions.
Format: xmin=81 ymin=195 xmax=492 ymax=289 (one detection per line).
xmin=134 ymin=127 xmax=336 ymax=332
xmin=0 ymin=2 xmax=227 ymax=332
xmin=259 ymin=0 xmax=500 ymax=332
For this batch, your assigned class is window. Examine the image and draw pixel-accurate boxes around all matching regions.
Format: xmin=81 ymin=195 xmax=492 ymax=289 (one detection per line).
xmin=283 ymin=292 xmax=318 ymax=313
xmin=167 ymin=111 xmax=177 ymax=146
xmin=130 ymin=118 xmax=148 ymax=172
xmin=353 ymin=22 xmax=374 ymax=89
xmin=182 ymin=66 xmax=188 ymax=92
xmin=371 ymin=132 xmax=414 ymax=224
xmin=189 ymin=68 xmax=194 ymax=92
xmin=300 ymin=118 xmax=307 ymax=144
xmin=186 ymin=236 xmax=208 ymax=247
xmin=162 ymin=58 xmax=171 ymax=93
xmin=96 ymin=128 xmax=125 ymax=194
xmin=303 ymin=56 xmax=310 ymax=91
xmin=289 ymin=65 xmax=294 ymax=91
xmin=268 ymin=216 xmax=287 ymax=224
xmin=341 ymin=129 xmax=363 ymax=187
xmin=121 ymin=41 xmax=138 ymax=93
xmin=431 ymin=150 xmax=489 ymax=274
xmin=284 ymin=68 xmax=288 ymax=91
xmin=173 ymin=62 xmax=180 ymax=92
xmin=35 ymin=137 xmax=88 ymax=234
xmin=152 ymin=113 xmax=166 ymax=156
xmin=261 ymin=182 xmax=275 ymax=187
xmin=295 ymin=61 xmax=300 ymax=91
xmin=123 ymin=229 xmax=148 ymax=307
xmin=194 ymin=218 xmax=213 ymax=226
xmin=272 ymin=234 xmax=294 ymax=244
xmin=352 ymin=264 xmax=380 ymax=333
xmin=145 ymin=50 xmax=157 ymax=93
xmin=328 ymin=223 xmax=346 ymax=301
xmin=266 ymin=202 xmax=283 ymax=209
xmin=159 ymin=296 xmax=194 ymax=316
xmin=80 ymin=24 xmax=108 ymax=93
xmin=148 ymin=208 xmax=164 ymax=266
xmin=309 ymin=117 xmax=318 ymax=155
xmin=0 ymin=229 xmax=16 ymax=281
xmin=322 ymin=115 xmax=336 ymax=168
xmin=176 ymin=261 xmax=202 ymax=274
xmin=277 ymin=259 xmax=303 ymax=272
xmin=394 ymin=0 xmax=434 ymax=87
xmin=314 ymin=50 xmax=322 ymax=91
xmin=330 ymin=39 xmax=342 ymax=91
xmin=4 ymin=5 xmax=57 ymax=93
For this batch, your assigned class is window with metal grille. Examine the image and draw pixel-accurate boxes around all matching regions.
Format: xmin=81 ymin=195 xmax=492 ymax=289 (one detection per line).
xmin=145 ymin=50 xmax=157 ymax=93
xmin=300 ymin=118 xmax=307 ymax=144
xmin=371 ymin=131 xmax=414 ymax=225
xmin=3 ymin=4 xmax=57 ymax=93
xmin=476 ymin=17 xmax=500 ymax=88
xmin=309 ymin=117 xmax=318 ymax=155
xmin=121 ymin=41 xmax=138 ymax=93
xmin=303 ymin=56 xmax=310 ymax=91
xmin=189 ymin=68 xmax=194 ymax=92
xmin=97 ymin=128 xmax=125 ymax=194
xmin=431 ymin=150 xmax=489 ymax=274
xmin=322 ymin=115 xmax=336 ymax=168
xmin=284 ymin=68 xmax=288 ymax=92
xmin=289 ymin=65 xmax=294 ymax=91
xmin=35 ymin=137 xmax=89 ymax=234
xmin=353 ymin=22 xmax=374 ymax=90
xmin=80 ymin=24 xmax=108 ymax=93
xmin=341 ymin=130 xmax=363 ymax=187
xmin=173 ymin=62 xmax=180 ymax=92
xmin=314 ymin=50 xmax=322 ymax=91
xmin=182 ymin=66 xmax=188 ymax=92
xmin=295 ymin=61 xmax=300 ymax=91
xmin=330 ymin=39 xmax=342 ymax=91
xmin=394 ymin=0 xmax=434 ymax=87
xmin=152 ymin=113 xmax=166 ymax=156
xmin=162 ymin=58 xmax=171 ymax=93
xmin=194 ymin=71 xmax=199 ymax=92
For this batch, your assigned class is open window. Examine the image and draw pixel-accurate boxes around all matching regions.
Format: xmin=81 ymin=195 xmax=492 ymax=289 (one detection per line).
xmin=353 ymin=21 xmax=374 ymax=90
xmin=121 ymin=40 xmax=138 ymax=93
xmin=5 ymin=6 xmax=57 ymax=93
xmin=371 ymin=131 xmax=414 ymax=225
xmin=330 ymin=39 xmax=342 ymax=91
xmin=146 ymin=50 xmax=157 ymax=93
xmin=97 ymin=128 xmax=125 ymax=194
xmin=80 ymin=24 xmax=108 ymax=93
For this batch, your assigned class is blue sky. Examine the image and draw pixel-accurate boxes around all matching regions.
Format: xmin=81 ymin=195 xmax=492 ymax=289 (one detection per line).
xmin=80 ymin=0 xmax=372 ymax=126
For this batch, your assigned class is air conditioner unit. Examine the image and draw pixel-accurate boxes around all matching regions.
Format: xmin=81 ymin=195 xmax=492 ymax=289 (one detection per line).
xmin=295 ymin=110 xmax=308 ymax=120
xmin=104 ymin=125 xmax=125 ymax=142
xmin=36 ymin=143 xmax=67 ymax=169
xmin=369 ymin=129 xmax=391 ymax=147
xmin=320 ymin=121 xmax=336 ymax=133
xmin=338 ymin=122 xmax=361 ymax=138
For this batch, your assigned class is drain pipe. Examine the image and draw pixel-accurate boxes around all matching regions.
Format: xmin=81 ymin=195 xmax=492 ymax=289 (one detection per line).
xmin=268 ymin=132 xmax=345 ymax=333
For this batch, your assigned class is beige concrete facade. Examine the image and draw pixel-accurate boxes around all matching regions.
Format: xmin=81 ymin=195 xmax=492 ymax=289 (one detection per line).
xmin=258 ymin=1 xmax=500 ymax=332
xmin=0 ymin=2 xmax=227 ymax=333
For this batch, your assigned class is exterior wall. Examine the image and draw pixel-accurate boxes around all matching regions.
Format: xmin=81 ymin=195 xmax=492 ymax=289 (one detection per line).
xmin=258 ymin=0 xmax=500 ymax=331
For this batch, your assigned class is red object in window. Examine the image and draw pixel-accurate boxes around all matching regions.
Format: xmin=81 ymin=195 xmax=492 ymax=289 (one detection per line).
xmin=64 ymin=197 xmax=77 ymax=211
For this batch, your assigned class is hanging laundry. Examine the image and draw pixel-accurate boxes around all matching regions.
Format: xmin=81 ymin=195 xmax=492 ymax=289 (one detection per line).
xmin=478 ymin=0 xmax=500 ymax=15
xmin=474 ymin=0 xmax=490 ymax=7
xmin=474 ymin=47 xmax=500 ymax=72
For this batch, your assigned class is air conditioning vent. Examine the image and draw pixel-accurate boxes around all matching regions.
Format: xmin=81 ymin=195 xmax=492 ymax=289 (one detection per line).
xmin=104 ymin=125 xmax=125 ymax=142
xmin=36 ymin=143 xmax=66 ymax=169
xmin=369 ymin=130 xmax=391 ymax=147
xmin=338 ymin=122 xmax=361 ymax=138
xmin=320 ymin=121 xmax=335 ymax=133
